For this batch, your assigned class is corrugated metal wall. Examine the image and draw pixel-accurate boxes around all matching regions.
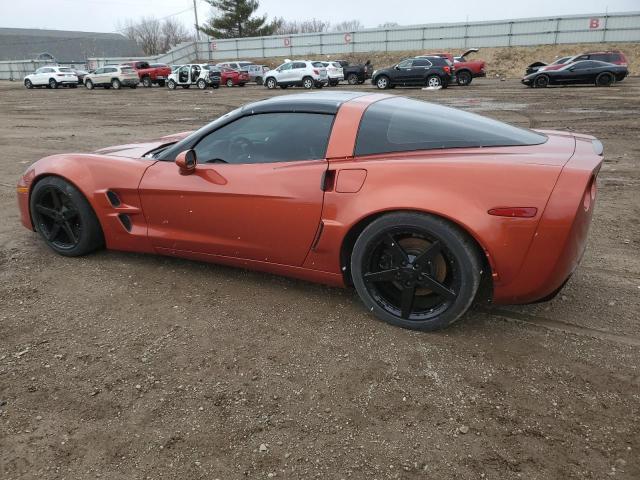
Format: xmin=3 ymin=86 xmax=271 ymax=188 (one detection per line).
xmin=205 ymin=11 xmax=640 ymax=60
xmin=1 ymin=11 xmax=638 ymax=79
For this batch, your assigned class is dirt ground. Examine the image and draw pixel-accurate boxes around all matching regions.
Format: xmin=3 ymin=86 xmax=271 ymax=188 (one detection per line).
xmin=0 ymin=77 xmax=639 ymax=480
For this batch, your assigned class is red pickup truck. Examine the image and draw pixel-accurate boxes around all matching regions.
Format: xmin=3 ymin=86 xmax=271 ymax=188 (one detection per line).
xmin=121 ymin=61 xmax=171 ymax=87
xmin=423 ymin=48 xmax=486 ymax=86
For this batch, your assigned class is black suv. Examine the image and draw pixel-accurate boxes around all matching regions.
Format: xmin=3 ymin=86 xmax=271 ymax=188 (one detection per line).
xmin=372 ymin=56 xmax=453 ymax=89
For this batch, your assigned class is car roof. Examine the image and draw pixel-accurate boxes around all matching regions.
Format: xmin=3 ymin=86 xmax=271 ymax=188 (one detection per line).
xmin=242 ymin=92 xmax=370 ymax=115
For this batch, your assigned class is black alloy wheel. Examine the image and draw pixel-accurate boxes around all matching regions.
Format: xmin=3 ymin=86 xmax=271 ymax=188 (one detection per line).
xmin=347 ymin=73 xmax=359 ymax=85
xmin=30 ymin=177 xmax=103 ymax=256
xmin=351 ymin=213 xmax=481 ymax=331
xmin=456 ymin=70 xmax=472 ymax=86
xmin=596 ymin=72 xmax=614 ymax=87
xmin=534 ymin=75 xmax=549 ymax=88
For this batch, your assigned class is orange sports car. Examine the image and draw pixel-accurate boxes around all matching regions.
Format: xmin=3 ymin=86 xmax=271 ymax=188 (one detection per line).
xmin=16 ymin=92 xmax=603 ymax=330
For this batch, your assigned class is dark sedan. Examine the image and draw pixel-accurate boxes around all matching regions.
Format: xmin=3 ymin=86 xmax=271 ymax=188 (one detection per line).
xmin=372 ymin=56 xmax=453 ymax=89
xmin=522 ymin=60 xmax=628 ymax=88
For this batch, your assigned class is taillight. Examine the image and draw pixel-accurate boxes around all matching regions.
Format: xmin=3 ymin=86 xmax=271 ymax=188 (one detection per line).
xmin=488 ymin=207 xmax=538 ymax=218
xmin=313 ymin=69 xmax=319 ymax=75
xmin=56 ymin=73 xmax=64 ymax=76
xmin=443 ymin=66 xmax=450 ymax=74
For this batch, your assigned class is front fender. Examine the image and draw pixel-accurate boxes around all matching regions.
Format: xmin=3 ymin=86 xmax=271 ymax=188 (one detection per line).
xmin=17 ymin=154 xmax=156 ymax=253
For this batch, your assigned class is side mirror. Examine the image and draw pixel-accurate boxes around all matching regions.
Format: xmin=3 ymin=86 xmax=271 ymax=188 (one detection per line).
xmin=176 ymin=149 xmax=197 ymax=175
xmin=394 ymin=65 xmax=400 ymax=70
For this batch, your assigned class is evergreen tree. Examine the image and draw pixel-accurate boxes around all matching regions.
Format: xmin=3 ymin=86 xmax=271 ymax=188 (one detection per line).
xmin=199 ymin=0 xmax=279 ymax=38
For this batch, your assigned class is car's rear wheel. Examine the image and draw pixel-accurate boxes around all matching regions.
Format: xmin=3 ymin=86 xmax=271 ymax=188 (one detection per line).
xmin=48 ymin=78 xmax=58 ymax=89
xmin=266 ymin=77 xmax=277 ymax=89
xmin=302 ymin=76 xmax=314 ymax=89
xmin=534 ymin=75 xmax=549 ymax=88
xmin=426 ymin=75 xmax=442 ymax=88
xmin=255 ymin=76 xmax=263 ymax=85
xmin=347 ymin=73 xmax=359 ymax=85
xmin=167 ymin=79 xmax=177 ymax=90
xmin=375 ymin=75 xmax=390 ymax=89
xmin=25 ymin=79 xmax=33 ymax=89
xmin=456 ymin=70 xmax=473 ymax=86
xmin=595 ymin=72 xmax=614 ymax=87
xmin=197 ymin=79 xmax=207 ymax=89
xmin=142 ymin=76 xmax=152 ymax=88
xmin=226 ymin=79 xmax=234 ymax=87
xmin=351 ymin=212 xmax=481 ymax=331
xmin=30 ymin=176 xmax=104 ymax=257
xmin=111 ymin=78 xmax=121 ymax=90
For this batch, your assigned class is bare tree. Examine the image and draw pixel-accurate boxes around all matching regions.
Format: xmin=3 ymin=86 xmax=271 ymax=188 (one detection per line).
xmin=333 ymin=20 xmax=364 ymax=32
xmin=119 ymin=16 xmax=192 ymax=56
xmin=273 ymin=18 xmax=331 ymax=34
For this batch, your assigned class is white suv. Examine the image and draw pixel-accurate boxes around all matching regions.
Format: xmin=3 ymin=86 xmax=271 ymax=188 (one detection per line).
xmin=24 ymin=66 xmax=79 ymax=89
xmin=321 ymin=62 xmax=345 ymax=86
xmin=264 ymin=60 xmax=328 ymax=89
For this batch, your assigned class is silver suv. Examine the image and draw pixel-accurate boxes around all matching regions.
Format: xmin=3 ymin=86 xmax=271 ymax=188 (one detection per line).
xmin=264 ymin=60 xmax=327 ymax=89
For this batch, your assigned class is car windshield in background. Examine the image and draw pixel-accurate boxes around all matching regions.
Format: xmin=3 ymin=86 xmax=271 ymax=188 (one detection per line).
xmin=121 ymin=67 xmax=135 ymax=73
xmin=355 ymin=97 xmax=547 ymax=156
xmin=59 ymin=68 xmax=73 ymax=72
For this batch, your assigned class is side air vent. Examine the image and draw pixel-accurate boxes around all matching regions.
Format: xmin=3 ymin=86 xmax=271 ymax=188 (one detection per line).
xmin=118 ymin=213 xmax=132 ymax=232
xmin=106 ymin=190 xmax=121 ymax=207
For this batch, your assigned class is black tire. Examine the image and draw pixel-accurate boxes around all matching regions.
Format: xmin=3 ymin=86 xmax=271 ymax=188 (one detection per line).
xmin=456 ymin=70 xmax=473 ymax=86
xmin=49 ymin=78 xmax=58 ymax=89
xmin=265 ymin=77 xmax=277 ymax=89
xmin=167 ymin=79 xmax=177 ymax=90
xmin=111 ymin=78 xmax=121 ymax=90
xmin=30 ymin=176 xmax=104 ymax=257
xmin=212 ymin=83 xmax=219 ymax=89
xmin=534 ymin=75 xmax=549 ymax=88
xmin=157 ymin=80 xmax=165 ymax=87
xmin=255 ymin=76 xmax=263 ymax=85
xmin=226 ymin=78 xmax=234 ymax=87
xmin=142 ymin=76 xmax=152 ymax=88
xmin=595 ymin=72 xmax=614 ymax=87
xmin=197 ymin=79 xmax=207 ymax=89
xmin=350 ymin=212 xmax=481 ymax=331
xmin=85 ymin=79 xmax=94 ymax=90
xmin=25 ymin=79 xmax=33 ymax=89
xmin=329 ymin=80 xmax=339 ymax=87
xmin=426 ymin=75 xmax=442 ymax=88
xmin=347 ymin=73 xmax=359 ymax=85
xmin=375 ymin=75 xmax=390 ymax=89
xmin=302 ymin=76 xmax=314 ymax=89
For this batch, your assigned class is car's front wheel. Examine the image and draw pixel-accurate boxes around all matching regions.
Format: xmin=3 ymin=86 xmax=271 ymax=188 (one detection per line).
xmin=426 ymin=75 xmax=442 ymax=88
xmin=30 ymin=176 xmax=104 ymax=257
xmin=48 ymin=78 xmax=58 ymax=89
xmin=24 ymin=79 xmax=33 ymax=89
xmin=375 ymin=75 xmax=390 ymax=89
xmin=226 ymin=79 xmax=234 ymax=87
xmin=351 ymin=212 xmax=481 ymax=331
xmin=302 ymin=76 xmax=314 ymax=89
xmin=456 ymin=70 xmax=473 ymax=86
xmin=265 ymin=77 xmax=277 ymax=89
xmin=534 ymin=75 xmax=549 ymax=88
xmin=142 ymin=76 xmax=152 ymax=88
xmin=197 ymin=79 xmax=207 ymax=89
xmin=111 ymin=78 xmax=121 ymax=90
xmin=167 ymin=79 xmax=177 ymax=90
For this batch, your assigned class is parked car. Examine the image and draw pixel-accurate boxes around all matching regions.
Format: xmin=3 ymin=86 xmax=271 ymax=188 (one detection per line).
xmin=334 ymin=60 xmax=373 ymax=85
xmin=121 ymin=61 xmax=171 ymax=87
xmin=216 ymin=61 xmax=254 ymax=71
xmin=263 ymin=60 xmax=328 ymax=89
xmin=17 ymin=92 xmax=604 ymax=331
xmin=24 ymin=66 xmax=78 ymax=89
xmin=219 ymin=67 xmax=249 ymax=87
xmin=372 ymin=56 xmax=453 ymax=89
xmin=72 ymin=69 xmax=89 ymax=84
xmin=525 ymin=50 xmax=629 ymax=76
xmin=422 ymin=48 xmax=486 ymax=85
xmin=167 ymin=64 xmax=220 ymax=90
xmin=320 ymin=62 xmax=345 ymax=86
xmin=84 ymin=65 xmax=139 ymax=90
xmin=246 ymin=64 xmax=269 ymax=85
xmin=522 ymin=60 xmax=628 ymax=88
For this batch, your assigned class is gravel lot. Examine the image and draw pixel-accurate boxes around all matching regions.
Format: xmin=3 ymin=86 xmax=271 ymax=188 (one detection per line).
xmin=1 ymin=78 xmax=639 ymax=479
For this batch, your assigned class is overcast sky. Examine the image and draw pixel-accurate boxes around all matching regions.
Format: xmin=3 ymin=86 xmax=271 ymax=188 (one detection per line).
xmin=1 ymin=0 xmax=637 ymax=34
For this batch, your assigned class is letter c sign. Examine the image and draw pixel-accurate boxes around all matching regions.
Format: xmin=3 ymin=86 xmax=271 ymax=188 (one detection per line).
xmin=344 ymin=33 xmax=352 ymax=44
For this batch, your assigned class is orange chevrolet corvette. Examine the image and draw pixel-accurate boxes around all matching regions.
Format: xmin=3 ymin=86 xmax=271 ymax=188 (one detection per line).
xmin=17 ymin=92 xmax=603 ymax=330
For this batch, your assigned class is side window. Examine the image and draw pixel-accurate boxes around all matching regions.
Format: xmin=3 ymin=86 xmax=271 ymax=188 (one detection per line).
xmin=413 ymin=59 xmax=431 ymax=68
xmin=572 ymin=62 xmax=592 ymax=70
xmin=397 ymin=59 xmax=413 ymax=68
xmin=35 ymin=68 xmax=43 ymax=74
xmin=194 ymin=113 xmax=334 ymax=165
xmin=278 ymin=62 xmax=292 ymax=71
xmin=293 ymin=62 xmax=306 ymax=69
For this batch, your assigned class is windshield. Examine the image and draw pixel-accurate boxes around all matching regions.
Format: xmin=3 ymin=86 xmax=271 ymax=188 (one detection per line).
xmin=59 ymin=67 xmax=73 ymax=73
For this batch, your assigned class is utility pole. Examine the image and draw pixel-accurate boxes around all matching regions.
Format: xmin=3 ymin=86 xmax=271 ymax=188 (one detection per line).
xmin=193 ymin=0 xmax=201 ymax=41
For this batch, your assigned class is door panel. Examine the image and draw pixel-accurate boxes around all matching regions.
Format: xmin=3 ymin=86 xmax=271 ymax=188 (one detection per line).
xmin=138 ymin=160 xmax=327 ymax=266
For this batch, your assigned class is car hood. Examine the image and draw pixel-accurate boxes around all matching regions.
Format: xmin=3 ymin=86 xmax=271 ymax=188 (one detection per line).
xmin=93 ymin=131 xmax=193 ymax=158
